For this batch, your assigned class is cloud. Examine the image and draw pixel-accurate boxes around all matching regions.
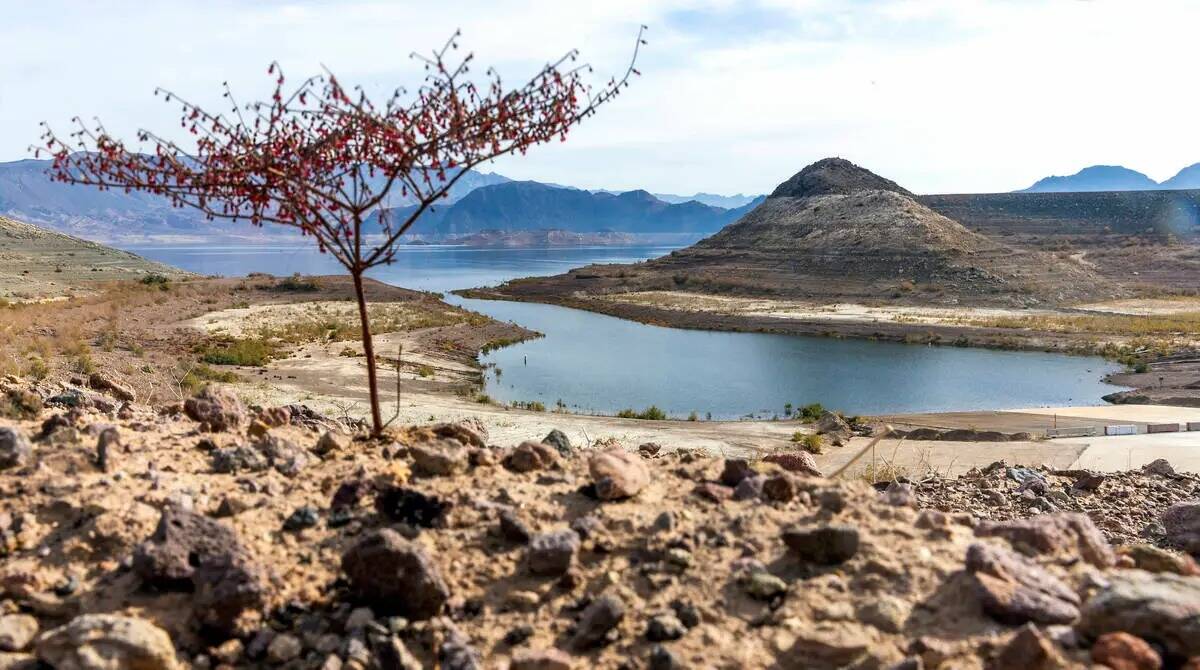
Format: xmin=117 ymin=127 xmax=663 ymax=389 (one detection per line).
xmin=4 ymin=0 xmax=1200 ymax=195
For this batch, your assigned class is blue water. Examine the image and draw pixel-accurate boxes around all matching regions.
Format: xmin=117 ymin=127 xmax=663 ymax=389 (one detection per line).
xmin=128 ymin=244 xmax=1127 ymax=419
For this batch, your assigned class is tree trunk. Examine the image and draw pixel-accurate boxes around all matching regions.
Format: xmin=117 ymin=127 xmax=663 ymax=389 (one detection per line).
xmin=352 ymin=270 xmax=384 ymax=435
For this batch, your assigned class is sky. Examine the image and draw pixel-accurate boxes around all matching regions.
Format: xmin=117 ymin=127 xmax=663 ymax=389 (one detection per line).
xmin=3 ymin=0 xmax=1199 ymax=196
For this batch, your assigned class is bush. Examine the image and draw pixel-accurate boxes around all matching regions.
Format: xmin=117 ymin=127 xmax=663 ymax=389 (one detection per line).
xmin=616 ymin=405 xmax=667 ymax=420
xmin=511 ymin=400 xmax=546 ymax=412
xmin=687 ymin=411 xmax=699 ymax=421
xmin=198 ymin=337 xmax=277 ymax=366
xmin=140 ymin=274 xmax=171 ymax=290
xmin=798 ymin=403 xmax=825 ymax=423
xmin=791 ymin=432 xmax=824 ymax=454
xmin=274 ymin=273 xmax=321 ymax=292
xmin=417 ymin=365 xmax=435 ymax=378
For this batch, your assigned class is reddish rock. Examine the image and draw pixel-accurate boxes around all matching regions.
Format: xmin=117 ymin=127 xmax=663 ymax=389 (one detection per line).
xmin=1090 ymin=632 xmax=1161 ymax=670
xmin=505 ymin=441 xmax=560 ymax=473
xmin=763 ymin=451 xmax=822 ymax=477
xmin=693 ymin=482 xmax=734 ymax=503
xmin=184 ymin=387 xmax=245 ymax=432
xmin=589 ymin=449 xmax=649 ymax=500
xmin=527 ymin=530 xmax=580 ymax=576
xmin=1079 ymin=570 xmax=1200 ymax=658
xmin=409 ymin=442 xmax=468 ymax=477
xmin=991 ymin=624 xmax=1065 ymax=670
xmin=974 ymin=512 xmax=1115 ymax=567
xmin=511 ymin=648 xmax=573 ymax=670
xmin=720 ymin=459 xmax=753 ymax=486
xmin=761 ymin=473 xmax=800 ymax=502
xmin=1164 ymin=501 xmax=1200 ymax=555
xmin=341 ymin=528 xmax=450 ymax=620
xmin=88 ymin=372 xmax=135 ymax=402
xmin=965 ymin=543 xmax=1080 ymax=625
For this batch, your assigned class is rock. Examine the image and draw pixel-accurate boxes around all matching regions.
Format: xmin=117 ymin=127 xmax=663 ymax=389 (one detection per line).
xmin=283 ymin=506 xmax=320 ymax=531
xmin=784 ymin=623 xmax=875 ymax=669
xmin=527 ymin=530 xmax=580 ymax=576
xmin=344 ymin=607 xmax=375 ymax=632
xmin=210 ymin=445 xmax=269 ymax=474
xmin=499 ymin=510 xmax=533 ymax=544
xmin=36 ymin=614 xmax=178 ymax=670
xmin=648 ymin=645 xmax=680 ymax=670
xmin=1078 ymin=570 xmax=1200 ymax=658
xmin=761 ymin=473 xmax=800 ymax=502
xmin=0 ymin=652 xmax=38 ymax=670
xmin=266 ymin=634 xmax=302 ymax=665
xmin=504 ymin=441 xmax=559 ymax=473
xmin=0 ymin=615 xmax=37 ymax=652
xmin=439 ymin=632 xmax=481 ymax=670
xmin=571 ymin=595 xmax=625 ymax=650
xmin=133 ymin=506 xmax=267 ymax=635
xmin=762 ymin=451 xmax=822 ymax=477
xmin=313 ymin=431 xmax=347 ymax=456
xmin=693 ymin=482 xmax=733 ymax=503
xmin=0 ymin=427 xmax=32 ymax=470
xmin=1117 ymin=544 xmax=1199 ymax=576
xmin=857 ymin=595 xmax=909 ymax=634
xmin=542 ymin=429 xmax=572 ymax=457
xmin=638 ymin=442 xmax=662 ymax=457
xmin=88 ymin=372 xmax=135 ymax=402
xmin=744 ymin=571 xmax=788 ymax=600
xmin=570 ymin=515 xmax=604 ymax=540
xmin=1142 ymin=458 xmax=1176 ymax=477
xmin=645 ymin=614 xmax=687 ymax=642
xmin=965 ymin=542 xmax=1079 ymax=625
xmin=1164 ymin=501 xmax=1200 ymax=555
xmin=256 ymin=434 xmax=310 ymax=477
xmin=720 ymin=458 xmax=753 ymax=487
xmin=246 ymin=419 xmax=270 ymax=439
xmin=881 ymin=481 xmax=916 ymax=507
xmin=724 ymin=477 xmax=760 ymax=504
xmin=184 ymin=386 xmax=245 ymax=432
xmin=95 ymin=426 xmax=119 ymax=473
xmin=410 ymin=442 xmax=469 ymax=477
xmin=371 ymin=635 xmax=421 ymax=670
xmin=429 ymin=421 xmax=487 ymax=448
xmin=1090 ymin=632 xmax=1161 ymax=670
xmin=0 ymin=389 xmax=41 ymax=420
xmin=330 ymin=478 xmax=370 ymax=511
xmin=782 ymin=525 xmax=860 ymax=564
xmin=974 ymin=512 xmax=1115 ymax=567
xmin=374 ymin=485 xmax=451 ymax=528
xmin=1072 ymin=472 xmax=1106 ymax=492
xmin=814 ymin=411 xmax=852 ymax=445
xmin=589 ymin=448 xmax=649 ymax=500
xmin=511 ymin=648 xmax=573 ymax=670
xmin=990 ymin=624 xmax=1066 ymax=670
xmin=341 ymin=528 xmax=450 ymax=619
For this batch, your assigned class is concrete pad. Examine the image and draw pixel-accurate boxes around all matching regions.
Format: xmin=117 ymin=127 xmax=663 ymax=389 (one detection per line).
xmin=1006 ymin=405 xmax=1200 ymax=424
xmin=1059 ymin=432 xmax=1200 ymax=473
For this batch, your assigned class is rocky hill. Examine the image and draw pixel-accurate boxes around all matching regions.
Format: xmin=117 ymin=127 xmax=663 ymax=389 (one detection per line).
xmin=0 ymin=375 xmax=1198 ymax=669
xmin=1020 ymin=166 xmax=1160 ymax=193
xmin=486 ymin=159 xmax=1120 ymax=307
xmin=0 ymin=215 xmax=190 ymax=301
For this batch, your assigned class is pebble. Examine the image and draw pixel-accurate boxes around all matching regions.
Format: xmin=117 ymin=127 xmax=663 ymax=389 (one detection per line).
xmin=1090 ymin=632 xmax=1162 ymax=670
xmin=571 ymin=595 xmax=625 ymax=649
xmin=266 ymin=633 xmax=302 ymax=664
xmin=0 ymin=615 xmax=37 ymax=652
xmin=283 ymin=505 xmax=320 ymax=531
xmin=744 ymin=571 xmax=788 ymax=600
xmin=645 ymin=614 xmax=687 ymax=642
xmin=511 ymin=648 xmax=573 ymax=670
xmin=589 ymin=449 xmax=649 ymax=500
xmin=782 ymin=524 xmax=860 ymax=564
xmin=528 ymin=530 xmax=581 ymax=576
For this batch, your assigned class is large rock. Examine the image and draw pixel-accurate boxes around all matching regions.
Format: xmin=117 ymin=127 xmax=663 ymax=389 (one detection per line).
xmin=542 ymin=429 xmax=572 ymax=457
xmin=571 ymin=595 xmax=625 ymax=650
xmin=36 ymin=614 xmax=179 ymax=670
xmin=0 ymin=428 xmax=32 ymax=470
xmin=814 ymin=411 xmax=852 ymax=445
xmin=341 ymin=528 xmax=450 ymax=620
xmin=132 ymin=506 xmax=267 ymax=634
xmin=1078 ymin=570 xmax=1200 ymax=658
xmin=589 ymin=448 xmax=650 ymax=500
xmin=1164 ymin=501 xmax=1200 ymax=555
xmin=762 ymin=451 xmax=822 ymax=477
xmin=1090 ymin=632 xmax=1162 ymax=670
xmin=974 ymin=512 xmax=1115 ymax=567
xmin=0 ymin=615 xmax=37 ymax=652
xmin=965 ymin=542 xmax=1080 ymax=625
xmin=782 ymin=525 xmax=860 ymax=565
xmin=184 ymin=387 xmax=245 ymax=432
xmin=990 ymin=624 xmax=1065 ymax=670
xmin=505 ymin=441 xmax=560 ymax=473
xmin=409 ymin=442 xmax=468 ymax=477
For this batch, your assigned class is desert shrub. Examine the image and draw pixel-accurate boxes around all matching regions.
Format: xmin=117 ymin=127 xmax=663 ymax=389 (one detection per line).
xmin=688 ymin=411 xmax=699 ymax=421
xmin=617 ymin=405 xmax=667 ymax=420
xmin=417 ymin=365 xmax=435 ymax=378
xmin=179 ymin=363 xmax=241 ymax=394
xmin=25 ymin=356 xmax=49 ymax=380
xmin=791 ymin=432 xmax=824 ymax=454
xmin=198 ymin=337 xmax=277 ymax=366
xmin=140 ymin=274 xmax=171 ymax=290
xmin=273 ymin=273 xmax=321 ymax=292
xmin=797 ymin=403 xmax=825 ymax=423
xmin=474 ymin=393 xmax=493 ymax=404
xmin=511 ymin=400 xmax=546 ymax=412
xmin=0 ymin=388 xmax=43 ymax=420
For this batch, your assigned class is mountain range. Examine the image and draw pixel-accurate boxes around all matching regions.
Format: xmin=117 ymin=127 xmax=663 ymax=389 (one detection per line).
xmin=0 ymin=158 xmax=757 ymax=244
xmin=1020 ymin=163 xmax=1200 ymax=192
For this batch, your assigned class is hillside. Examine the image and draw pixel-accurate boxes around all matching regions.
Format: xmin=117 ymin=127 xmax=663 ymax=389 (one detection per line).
xmin=1019 ymin=165 xmax=1159 ymax=193
xmin=372 ymin=181 xmax=759 ymax=237
xmin=1162 ymin=163 xmax=1200 ymax=190
xmin=479 ymin=159 xmax=1118 ymax=308
xmin=0 ymin=215 xmax=190 ymax=300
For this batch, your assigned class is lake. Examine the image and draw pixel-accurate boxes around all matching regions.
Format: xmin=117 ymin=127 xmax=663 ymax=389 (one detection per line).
xmin=129 ymin=244 xmax=1127 ymax=419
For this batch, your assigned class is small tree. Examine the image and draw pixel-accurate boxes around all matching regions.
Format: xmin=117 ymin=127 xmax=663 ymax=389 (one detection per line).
xmin=37 ymin=30 xmax=645 ymax=435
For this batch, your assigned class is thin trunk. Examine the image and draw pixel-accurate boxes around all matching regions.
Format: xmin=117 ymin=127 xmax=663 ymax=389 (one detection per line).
xmin=352 ymin=270 xmax=384 ymax=435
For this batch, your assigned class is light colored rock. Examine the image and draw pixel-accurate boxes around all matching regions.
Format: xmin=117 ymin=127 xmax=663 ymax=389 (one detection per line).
xmin=0 ymin=615 xmax=37 ymax=652
xmin=588 ymin=448 xmax=649 ymax=500
xmin=36 ymin=614 xmax=179 ymax=670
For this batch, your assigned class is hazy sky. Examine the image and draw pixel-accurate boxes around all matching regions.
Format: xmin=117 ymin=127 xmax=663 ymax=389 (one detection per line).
xmin=3 ymin=0 xmax=1198 ymax=195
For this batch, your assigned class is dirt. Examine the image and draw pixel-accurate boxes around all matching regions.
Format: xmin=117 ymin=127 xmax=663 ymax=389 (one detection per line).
xmin=1 ymin=375 xmax=1199 ymax=669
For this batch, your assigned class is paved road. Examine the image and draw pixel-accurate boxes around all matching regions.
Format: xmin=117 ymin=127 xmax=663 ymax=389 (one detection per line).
xmin=1058 ymin=432 xmax=1200 ymax=472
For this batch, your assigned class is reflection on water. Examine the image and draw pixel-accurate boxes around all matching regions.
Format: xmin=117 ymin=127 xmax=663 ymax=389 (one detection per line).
xmin=129 ymin=244 xmax=1126 ymax=419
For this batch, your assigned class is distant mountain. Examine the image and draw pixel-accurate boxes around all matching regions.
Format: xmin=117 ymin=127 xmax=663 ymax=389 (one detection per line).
xmin=372 ymin=181 xmax=762 ymax=237
xmin=0 ymin=159 xmax=508 ymax=244
xmin=1161 ymin=163 xmax=1200 ymax=190
xmin=651 ymin=192 xmax=762 ymax=208
xmin=448 ymin=229 xmax=637 ymax=248
xmin=1019 ymin=165 xmax=1159 ymax=193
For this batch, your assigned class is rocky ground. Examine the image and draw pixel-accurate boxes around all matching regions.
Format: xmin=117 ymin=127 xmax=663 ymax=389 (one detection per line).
xmin=1 ymin=375 xmax=1199 ymax=669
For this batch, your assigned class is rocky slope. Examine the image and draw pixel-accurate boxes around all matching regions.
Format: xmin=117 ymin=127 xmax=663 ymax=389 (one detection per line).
xmin=481 ymin=158 xmax=1121 ymax=307
xmin=1 ymin=375 xmax=1199 ymax=669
